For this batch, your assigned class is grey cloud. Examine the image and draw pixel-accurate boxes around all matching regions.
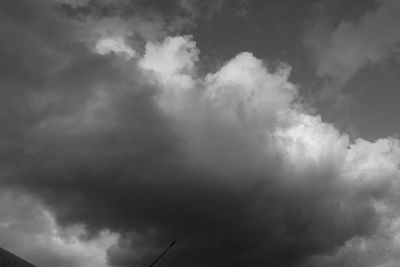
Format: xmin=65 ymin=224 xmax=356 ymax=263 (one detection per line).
xmin=178 ymin=0 xmax=226 ymax=19
xmin=304 ymin=0 xmax=400 ymax=103
xmin=1 ymin=1 xmax=400 ymax=267
xmin=0 ymin=189 xmax=117 ymax=267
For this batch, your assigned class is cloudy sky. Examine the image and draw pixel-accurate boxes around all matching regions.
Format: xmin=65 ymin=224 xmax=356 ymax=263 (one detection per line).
xmin=1 ymin=0 xmax=400 ymax=266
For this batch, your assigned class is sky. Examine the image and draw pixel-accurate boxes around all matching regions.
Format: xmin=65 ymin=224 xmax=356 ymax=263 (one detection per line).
xmin=1 ymin=0 xmax=400 ymax=267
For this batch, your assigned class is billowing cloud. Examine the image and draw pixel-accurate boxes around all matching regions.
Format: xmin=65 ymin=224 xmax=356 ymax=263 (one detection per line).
xmin=1 ymin=1 xmax=400 ymax=267
xmin=305 ymin=0 xmax=400 ymax=102
xmin=95 ymin=36 xmax=136 ymax=59
xmin=0 ymin=189 xmax=118 ymax=267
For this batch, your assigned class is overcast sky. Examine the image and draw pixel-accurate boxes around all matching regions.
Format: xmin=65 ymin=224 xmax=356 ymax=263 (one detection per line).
xmin=1 ymin=1 xmax=400 ymax=267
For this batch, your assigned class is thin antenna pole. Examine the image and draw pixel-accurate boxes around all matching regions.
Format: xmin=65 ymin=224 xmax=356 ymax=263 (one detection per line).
xmin=149 ymin=241 xmax=176 ymax=267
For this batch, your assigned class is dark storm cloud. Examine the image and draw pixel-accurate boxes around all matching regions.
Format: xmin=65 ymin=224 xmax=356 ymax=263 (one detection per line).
xmin=0 ymin=0 xmax=179 ymax=265
xmin=1 ymin=1 xmax=400 ymax=267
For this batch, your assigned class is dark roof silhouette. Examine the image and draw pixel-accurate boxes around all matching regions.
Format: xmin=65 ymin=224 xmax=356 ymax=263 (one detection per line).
xmin=0 ymin=247 xmax=36 ymax=267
